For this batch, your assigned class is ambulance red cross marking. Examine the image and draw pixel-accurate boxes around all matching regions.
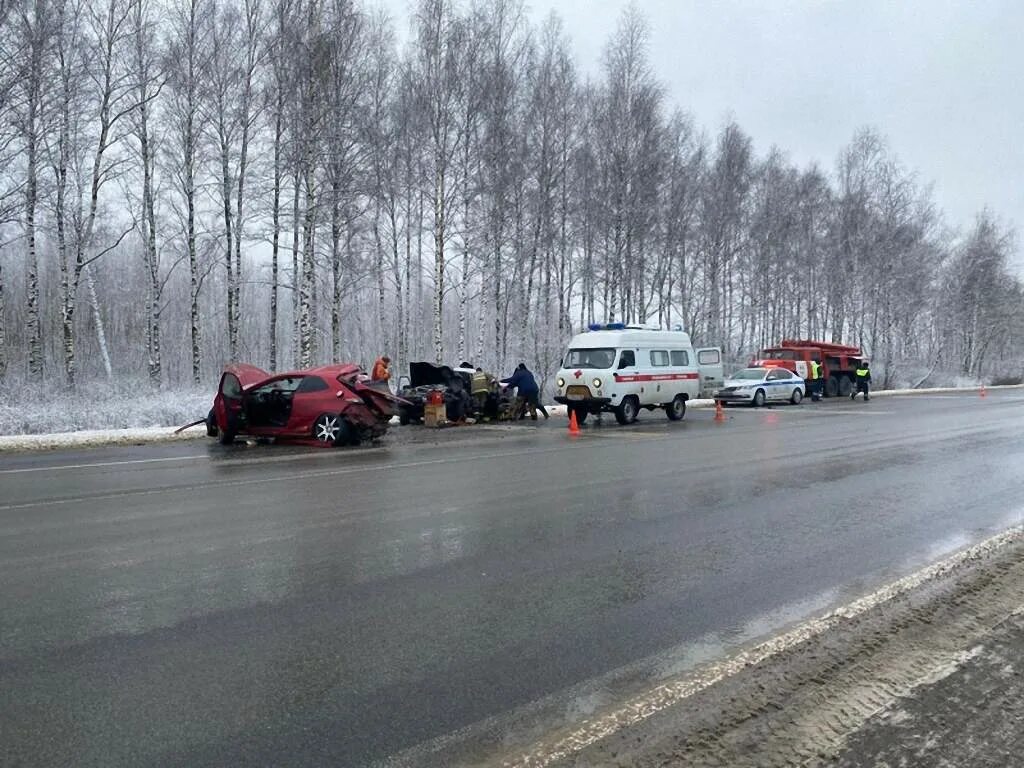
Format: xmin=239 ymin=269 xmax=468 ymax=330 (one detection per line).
xmin=573 ymin=369 xmax=582 ymax=379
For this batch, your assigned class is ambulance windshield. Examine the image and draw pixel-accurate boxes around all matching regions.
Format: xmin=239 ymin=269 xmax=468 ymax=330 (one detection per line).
xmin=564 ymin=348 xmax=616 ymax=369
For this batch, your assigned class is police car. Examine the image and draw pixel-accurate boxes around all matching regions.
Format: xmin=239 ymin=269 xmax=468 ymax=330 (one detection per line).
xmin=714 ymin=366 xmax=806 ymax=406
xmin=553 ymin=324 xmax=724 ymax=424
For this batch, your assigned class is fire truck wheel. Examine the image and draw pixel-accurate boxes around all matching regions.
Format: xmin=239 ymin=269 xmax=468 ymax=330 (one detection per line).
xmin=839 ymin=376 xmax=854 ymax=397
xmin=615 ymin=396 xmax=639 ymax=425
xmin=666 ymin=395 xmax=686 ymax=421
xmin=790 ymin=388 xmax=803 ymax=405
xmin=752 ymin=389 xmax=767 ymax=408
xmin=825 ymin=377 xmax=840 ymax=397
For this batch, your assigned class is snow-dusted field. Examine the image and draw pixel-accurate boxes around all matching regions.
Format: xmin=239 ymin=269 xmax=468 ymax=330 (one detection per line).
xmin=0 ymin=381 xmax=212 ymax=437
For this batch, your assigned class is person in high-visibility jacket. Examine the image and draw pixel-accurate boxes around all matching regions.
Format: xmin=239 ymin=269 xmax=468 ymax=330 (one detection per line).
xmin=852 ymin=361 xmax=871 ymax=401
xmin=371 ymin=355 xmax=391 ymax=383
xmin=471 ymin=367 xmax=493 ymax=416
xmin=809 ymin=360 xmax=823 ymax=401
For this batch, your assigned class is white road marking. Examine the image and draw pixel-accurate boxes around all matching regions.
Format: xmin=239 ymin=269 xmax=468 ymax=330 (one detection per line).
xmin=0 ymin=454 xmax=210 ymax=475
xmin=0 ymin=444 xmax=574 ymax=512
xmin=499 ymin=524 xmax=1024 ymax=768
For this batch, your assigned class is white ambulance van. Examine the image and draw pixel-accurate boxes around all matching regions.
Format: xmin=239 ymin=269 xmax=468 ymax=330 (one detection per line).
xmin=553 ymin=324 xmax=724 ymax=424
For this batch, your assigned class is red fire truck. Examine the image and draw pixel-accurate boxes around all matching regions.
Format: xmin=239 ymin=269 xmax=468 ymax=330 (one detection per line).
xmin=751 ymin=339 xmax=864 ymax=398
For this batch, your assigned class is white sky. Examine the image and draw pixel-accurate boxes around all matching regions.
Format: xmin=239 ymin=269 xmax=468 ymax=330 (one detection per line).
xmin=385 ymin=0 xmax=1023 ymax=245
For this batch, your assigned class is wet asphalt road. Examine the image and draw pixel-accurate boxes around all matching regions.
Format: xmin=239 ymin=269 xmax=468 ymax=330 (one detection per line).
xmin=2 ymin=391 xmax=1023 ymax=766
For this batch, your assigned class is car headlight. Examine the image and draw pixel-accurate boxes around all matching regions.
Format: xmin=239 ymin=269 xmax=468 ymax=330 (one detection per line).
xmin=557 ymin=377 xmax=565 ymax=388
xmin=592 ymin=378 xmax=602 ymax=388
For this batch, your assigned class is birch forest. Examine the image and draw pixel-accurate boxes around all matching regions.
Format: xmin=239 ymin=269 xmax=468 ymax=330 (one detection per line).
xmin=1 ymin=0 xmax=1022 ymax=394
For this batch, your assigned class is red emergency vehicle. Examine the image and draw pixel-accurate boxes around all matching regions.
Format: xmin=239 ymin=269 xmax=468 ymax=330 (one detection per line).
xmin=751 ymin=339 xmax=864 ymax=398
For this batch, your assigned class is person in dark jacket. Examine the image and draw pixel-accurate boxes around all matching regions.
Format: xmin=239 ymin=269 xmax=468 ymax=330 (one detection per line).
xmin=852 ymin=361 xmax=871 ymax=401
xmin=501 ymin=363 xmax=549 ymax=420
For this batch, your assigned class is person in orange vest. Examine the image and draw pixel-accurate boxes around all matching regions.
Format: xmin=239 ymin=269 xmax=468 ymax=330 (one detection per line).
xmin=371 ymin=355 xmax=391 ymax=383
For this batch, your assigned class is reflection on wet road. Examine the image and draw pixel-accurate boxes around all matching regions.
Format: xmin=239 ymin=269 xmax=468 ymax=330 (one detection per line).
xmin=1 ymin=392 xmax=1023 ymax=766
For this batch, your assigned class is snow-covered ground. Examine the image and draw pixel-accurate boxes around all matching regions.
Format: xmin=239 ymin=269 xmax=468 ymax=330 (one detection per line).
xmin=0 ymin=381 xmax=212 ymax=436
xmin=0 ymin=424 xmax=209 ymax=452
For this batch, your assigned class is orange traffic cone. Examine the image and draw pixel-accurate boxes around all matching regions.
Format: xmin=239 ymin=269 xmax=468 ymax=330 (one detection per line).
xmin=714 ymin=400 xmax=726 ymax=422
xmin=568 ymin=409 xmax=581 ymax=435
xmin=980 ymin=384 xmax=987 ymax=398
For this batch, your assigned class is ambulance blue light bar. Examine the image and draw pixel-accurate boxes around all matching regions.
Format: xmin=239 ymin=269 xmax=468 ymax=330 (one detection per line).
xmin=588 ymin=322 xmax=626 ymax=331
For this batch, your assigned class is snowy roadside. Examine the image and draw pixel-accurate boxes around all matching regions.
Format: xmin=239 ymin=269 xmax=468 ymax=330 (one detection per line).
xmin=1 ymin=384 xmax=1018 ymax=453
xmin=0 ymin=424 xmax=210 ymax=452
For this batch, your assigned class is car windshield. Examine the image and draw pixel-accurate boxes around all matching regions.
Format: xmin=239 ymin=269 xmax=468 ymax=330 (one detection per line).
xmin=731 ymin=368 xmax=767 ymax=380
xmin=563 ymin=348 xmax=616 ymax=369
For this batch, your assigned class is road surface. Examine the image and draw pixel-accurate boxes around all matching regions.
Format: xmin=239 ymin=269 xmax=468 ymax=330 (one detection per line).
xmin=1 ymin=391 xmax=1023 ymax=766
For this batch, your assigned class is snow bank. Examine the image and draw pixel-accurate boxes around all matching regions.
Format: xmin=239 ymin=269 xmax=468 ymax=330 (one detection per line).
xmin=0 ymin=424 xmax=208 ymax=452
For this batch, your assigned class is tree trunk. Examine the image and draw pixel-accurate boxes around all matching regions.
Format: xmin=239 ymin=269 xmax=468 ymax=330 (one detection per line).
xmin=25 ymin=116 xmax=42 ymax=380
xmin=0 ymin=257 xmax=7 ymax=380
xmin=291 ymin=171 xmax=301 ymax=366
xmin=298 ymin=165 xmax=316 ymax=368
xmin=433 ymin=165 xmax=445 ymax=364
xmin=86 ymin=268 xmax=113 ymax=378
xmin=330 ymin=193 xmax=342 ymax=361
xmin=270 ymin=100 xmax=283 ymax=373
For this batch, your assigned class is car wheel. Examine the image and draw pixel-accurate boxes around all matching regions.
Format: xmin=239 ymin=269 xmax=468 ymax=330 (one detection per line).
xmin=218 ymin=412 xmax=237 ymax=444
xmin=341 ymin=421 xmax=360 ymax=446
xmin=752 ymin=389 xmax=767 ymax=407
xmin=615 ymin=396 xmax=639 ymax=425
xmin=790 ymin=388 xmax=803 ymax=405
xmin=313 ymin=413 xmax=343 ymax=446
xmin=206 ymin=408 xmax=218 ymax=437
xmin=666 ymin=395 xmax=686 ymax=421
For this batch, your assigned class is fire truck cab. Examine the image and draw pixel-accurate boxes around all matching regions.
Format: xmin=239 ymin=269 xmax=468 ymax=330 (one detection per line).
xmin=554 ymin=324 xmax=724 ymax=425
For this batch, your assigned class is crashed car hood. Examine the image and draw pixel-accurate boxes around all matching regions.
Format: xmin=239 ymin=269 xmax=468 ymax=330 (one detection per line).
xmin=408 ymin=362 xmax=456 ymax=388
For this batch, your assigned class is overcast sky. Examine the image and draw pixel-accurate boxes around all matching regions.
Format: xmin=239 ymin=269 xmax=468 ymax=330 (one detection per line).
xmin=388 ymin=0 xmax=1022 ymax=242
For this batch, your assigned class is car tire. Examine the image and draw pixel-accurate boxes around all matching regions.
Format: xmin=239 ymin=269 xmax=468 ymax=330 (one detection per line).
xmin=218 ymin=412 xmax=237 ymax=445
xmin=340 ymin=421 xmax=360 ymax=446
xmin=666 ymin=395 xmax=686 ymax=421
xmin=752 ymin=389 xmax=767 ymax=407
xmin=313 ymin=413 xmax=343 ymax=446
xmin=825 ymin=377 xmax=839 ymax=398
xmin=206 ymin=408 xmax=218 ymax=437
xmin=790 ymin=388 xmax=803 ymax=405
xmin=614 ymin=396 xmax=639 ymax=425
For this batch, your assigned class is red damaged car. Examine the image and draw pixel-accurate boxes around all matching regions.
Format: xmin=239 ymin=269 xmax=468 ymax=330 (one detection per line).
xmin=207 ymin=363 xmax=402 ymax=447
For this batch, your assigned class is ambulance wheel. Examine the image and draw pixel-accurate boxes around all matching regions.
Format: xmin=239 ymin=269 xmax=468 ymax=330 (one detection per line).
xmin=825 ymin=377 xmax=839 ymax=398
xmin=615 ymin=396 xmax=639 ymax=425
xmin=752 ymin=389 xmax=767 ymax=408
xmin=790 ymin=388 xmax=803 ymax=405
xmin=666 ymin=395 xmax=686 ymax=421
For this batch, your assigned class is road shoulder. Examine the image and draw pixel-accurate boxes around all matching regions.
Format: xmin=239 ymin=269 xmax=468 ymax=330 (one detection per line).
xmin=488 ymin=526 xmax=1024 ymax=767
